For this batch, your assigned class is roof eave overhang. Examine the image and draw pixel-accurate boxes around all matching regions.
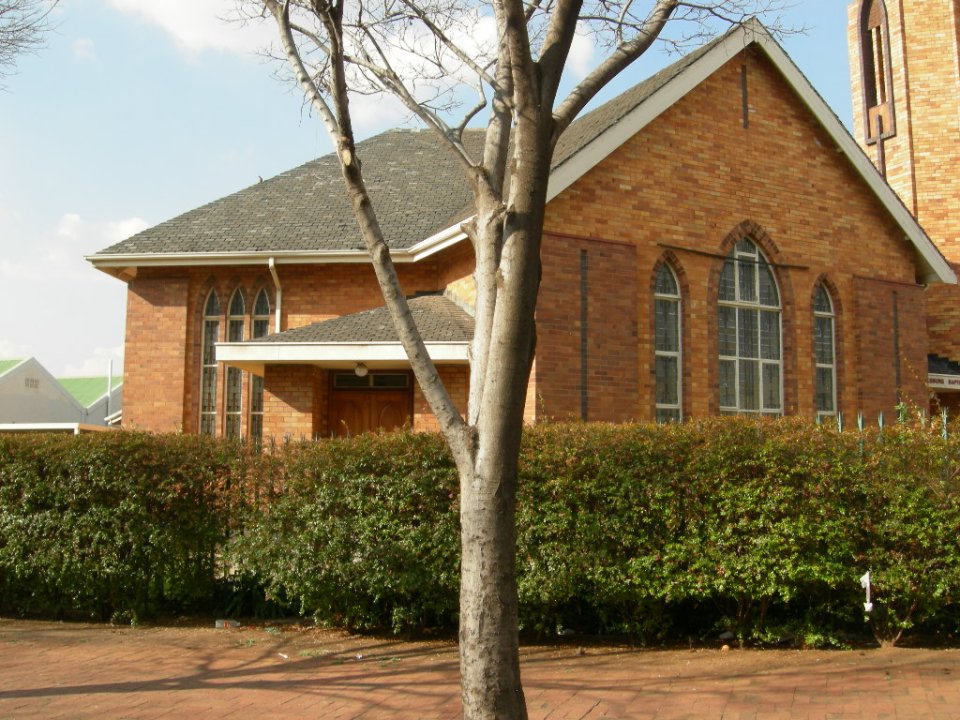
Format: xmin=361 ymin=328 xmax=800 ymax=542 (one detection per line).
xmin=216 ymin=340 xmax=470 ymax=375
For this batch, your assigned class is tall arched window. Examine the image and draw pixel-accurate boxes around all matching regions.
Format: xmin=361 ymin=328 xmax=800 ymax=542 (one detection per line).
xmin=813 ymin=283 xmax=837 ymax=419
xmin=250 ymin=288 xmax=271 ymax=442
xmin=200 ymin=290 xmax=221 ymax=436
xmin=718 ymin=239 xmax=783 ymax=415
xmin=225 ymin=289 xmax=245 ymax=439
xmin=654 ymin=264 xmax=682 ymax=422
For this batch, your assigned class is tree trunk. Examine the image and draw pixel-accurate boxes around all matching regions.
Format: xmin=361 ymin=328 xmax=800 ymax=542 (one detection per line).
xmin=459 ymin=448 xmax=527 ymax=719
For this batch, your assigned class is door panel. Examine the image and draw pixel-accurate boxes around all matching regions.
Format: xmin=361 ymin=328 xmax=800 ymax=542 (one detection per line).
xmin=329 ymin=389 xmax=411 ymax=437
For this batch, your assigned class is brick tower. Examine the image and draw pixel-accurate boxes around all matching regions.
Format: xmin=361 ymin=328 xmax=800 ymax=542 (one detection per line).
xmin=849 ymin=0 xmax=960 ymax=408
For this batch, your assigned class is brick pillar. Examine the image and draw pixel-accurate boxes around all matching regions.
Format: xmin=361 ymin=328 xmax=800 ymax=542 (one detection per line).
xmin=262 ymin=365 xmax=320 ymax=441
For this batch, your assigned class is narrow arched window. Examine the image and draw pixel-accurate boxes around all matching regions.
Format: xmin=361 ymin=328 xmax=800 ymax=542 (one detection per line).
xmin=654 ymin=264 xmax=682 ymax=422
xmin=225 ymin=289 xmax=245 ymax=440
xmin=718 ymin=239 xmax=782 ymax=415
xmin=250 ymin=289 xmax=271 ymax=442
xmin=200 ymin=290 xmax=221 ymax=436
xmin=813 ymin=283 xmax=837 ymax=419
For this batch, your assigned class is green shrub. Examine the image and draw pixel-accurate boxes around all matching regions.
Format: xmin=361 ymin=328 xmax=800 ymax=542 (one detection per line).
xmin=1 ymin=418 xmax=958 ymax=644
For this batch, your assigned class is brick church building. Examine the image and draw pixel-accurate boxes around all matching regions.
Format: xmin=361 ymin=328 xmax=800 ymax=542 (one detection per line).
xmin=88 ymin=12 xmax=960 ymax=440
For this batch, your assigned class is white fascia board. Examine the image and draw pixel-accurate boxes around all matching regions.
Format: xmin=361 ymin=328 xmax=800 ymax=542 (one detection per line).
xmin=216 ymin=341 xmax=470 ymax=367
xmin=407 ymin=223 xmax=469 ymax=261
xmin=929 ymin=373 xmax=960 ymax=391
xmin=86 ymin=249 xmax=417 ymax=270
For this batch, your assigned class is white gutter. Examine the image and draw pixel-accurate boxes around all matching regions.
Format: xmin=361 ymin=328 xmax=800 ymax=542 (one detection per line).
xmin=268 ymin=257 xmax=282 ymax=333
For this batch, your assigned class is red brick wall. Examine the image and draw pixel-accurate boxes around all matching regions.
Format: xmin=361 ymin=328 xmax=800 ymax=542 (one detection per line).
xmin=851 ymin=278 xmax=929 ymax=420
xmin=536 ymin=234 xmax=638 ymax=421
xmin=412 ymin=365 xmax=469 ymax=432
xmin=123 ymin=275 xmax=189 ymax=432
xmin=262 ymin=365 xmax=321 ymax=441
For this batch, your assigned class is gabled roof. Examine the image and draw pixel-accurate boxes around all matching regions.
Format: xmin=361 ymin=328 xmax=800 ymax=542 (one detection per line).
xmin=216 ymin=295 xmax=472 ymax=373
xmin=0 ymin=358 xmax=26 ymax=377
xmin=87 ymin=19 xmax=954 ymax=285
xmin=58 ymin=376 xmax=123 ymax=408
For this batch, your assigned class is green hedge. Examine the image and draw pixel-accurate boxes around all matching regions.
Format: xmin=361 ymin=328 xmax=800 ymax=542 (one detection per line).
xmin=0 ymin=432 xmax=250 ymax=621
xmin=1 ymin=418 xmax=958 ymax=645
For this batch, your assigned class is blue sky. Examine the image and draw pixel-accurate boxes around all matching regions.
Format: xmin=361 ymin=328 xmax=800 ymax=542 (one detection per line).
xmin=0 ymin=0 xmax=851 ymax=377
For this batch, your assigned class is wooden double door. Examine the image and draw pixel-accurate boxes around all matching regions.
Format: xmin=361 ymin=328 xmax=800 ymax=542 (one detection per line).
xmin=327 ymin=372 xmax=413 ymax=437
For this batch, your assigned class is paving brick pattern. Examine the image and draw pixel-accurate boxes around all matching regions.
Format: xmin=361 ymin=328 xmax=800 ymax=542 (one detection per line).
xmin=1 ymin=619 xmax=958 ymax=719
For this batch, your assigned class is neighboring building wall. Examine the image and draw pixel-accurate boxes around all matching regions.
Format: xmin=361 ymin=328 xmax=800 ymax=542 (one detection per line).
xmin=0 ymin=359 xmax=85 ymax=424
xmin=543 ymin=49 xmax=925 ymax=422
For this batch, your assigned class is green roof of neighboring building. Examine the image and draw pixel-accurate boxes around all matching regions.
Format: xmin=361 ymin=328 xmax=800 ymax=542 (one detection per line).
xmin=57 ymin=376 xmax=123 ymax=408
xmin=0 ymin=359 xmax=26 ymax=377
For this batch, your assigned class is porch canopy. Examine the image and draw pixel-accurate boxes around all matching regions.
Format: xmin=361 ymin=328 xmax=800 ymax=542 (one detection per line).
xmin=216 ymin=294 xmax=473 ymax=374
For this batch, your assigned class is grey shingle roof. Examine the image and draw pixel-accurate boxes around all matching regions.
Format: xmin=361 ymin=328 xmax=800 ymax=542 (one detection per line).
xmin=91 ymin=31 xmax=732 ymax=260
xmin=253 ymin=294 xmax=473 ymax=344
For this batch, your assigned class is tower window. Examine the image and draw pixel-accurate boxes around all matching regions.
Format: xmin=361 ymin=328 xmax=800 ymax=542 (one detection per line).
xmin=859 ymin=0 xmax=896 ymax=143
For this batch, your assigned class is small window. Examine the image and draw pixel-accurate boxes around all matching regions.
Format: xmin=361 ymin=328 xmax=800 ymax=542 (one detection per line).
xmin=718 ymin=239 xmax=783 ymax=416
xmin=859 ymin=0 xmax=895 ymax=142
xmin=200 ymin=290 xmax=220 ymax=436
xmin=654 ymin=264 xmax=682 ymax=423
xmin=333 ymin=372 xmax=411 ymax=390
xmin=813 ymin=283 xmax=837 ymax=419
xmin=225 ymin=290 xmax=245 ymax=439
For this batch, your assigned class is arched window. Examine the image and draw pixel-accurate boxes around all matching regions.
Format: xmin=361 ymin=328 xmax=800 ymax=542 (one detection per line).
xmin=859 ymin=0 xmax=895 ymax=142
xmin=250 ymin=289 xmax=271 ymax=442
xmin=225 ymin=289 xmax=245 ymax=440
xmin=654 ymin=264 xmax=682 ymax=422
xmin=200 ymin=290 xmax=221 ymax=436
xmin=718 ymin=239 xmax=782 ymax=415
xmin=813 ymin=283 xmax=837 ymax=419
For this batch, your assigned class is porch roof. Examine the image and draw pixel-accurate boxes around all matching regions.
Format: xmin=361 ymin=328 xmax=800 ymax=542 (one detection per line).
xmin=216 ymin=294 xmax=473 ymax=374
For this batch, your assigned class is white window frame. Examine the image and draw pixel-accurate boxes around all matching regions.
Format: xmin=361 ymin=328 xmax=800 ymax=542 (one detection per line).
xmin=250 ymin=289 xmax=271 ymax=442
xmin=654 ymin=264 xmax=682 ymax=422
xmin=225 ymin=289 xmax=245 ymax=440
xmin=813 ymin=283 xmax=837 ymax=420
xmin=718 ymin=239 xmax=784 ymax=416
xmin=200 ymin=290 xmax=221 ymax=436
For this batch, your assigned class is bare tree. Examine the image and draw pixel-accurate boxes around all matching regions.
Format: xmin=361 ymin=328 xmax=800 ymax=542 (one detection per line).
xmin=241 ymin=0 xmax=792 ymax=716
xmin=0 ymin=0 xmax=56 ymax=84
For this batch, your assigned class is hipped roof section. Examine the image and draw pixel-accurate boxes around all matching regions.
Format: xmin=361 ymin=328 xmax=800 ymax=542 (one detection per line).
xmin=88 ymin=19 xmax=954 ymax=285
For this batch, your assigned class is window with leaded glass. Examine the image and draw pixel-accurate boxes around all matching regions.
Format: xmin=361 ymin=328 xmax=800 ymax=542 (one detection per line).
xmin=717 ymin=239 xmax=783 ymax=415
xmin=654 ymin=264 xmax=682 ymax=422
xmin=225 ymin=290 xmax=245 ymax=440
xmin=813 ymin=283 xmax=837 ymax=419
xmin=250 ymin=289 xmax=270 ymax=442
xmin=200 ymin=290 xmax=220 ymax=436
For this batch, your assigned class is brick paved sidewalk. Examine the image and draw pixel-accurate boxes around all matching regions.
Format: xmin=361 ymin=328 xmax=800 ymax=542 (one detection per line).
xmin=1 ymin=619 xmax=958 ymax=719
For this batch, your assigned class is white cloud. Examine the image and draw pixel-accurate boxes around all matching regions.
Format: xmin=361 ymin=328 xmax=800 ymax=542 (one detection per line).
xmin=72 ymin=37 xmax=96 ymax=61
xmin=106 ymin=0 xmax=276 ymax=57
xmin=567 ymin=28 xmax=597 ymax=80
xmin=0 ymin=338 xmax=31 ymax=361
xmin=63 ymin=345 xmax=124 ymax=378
